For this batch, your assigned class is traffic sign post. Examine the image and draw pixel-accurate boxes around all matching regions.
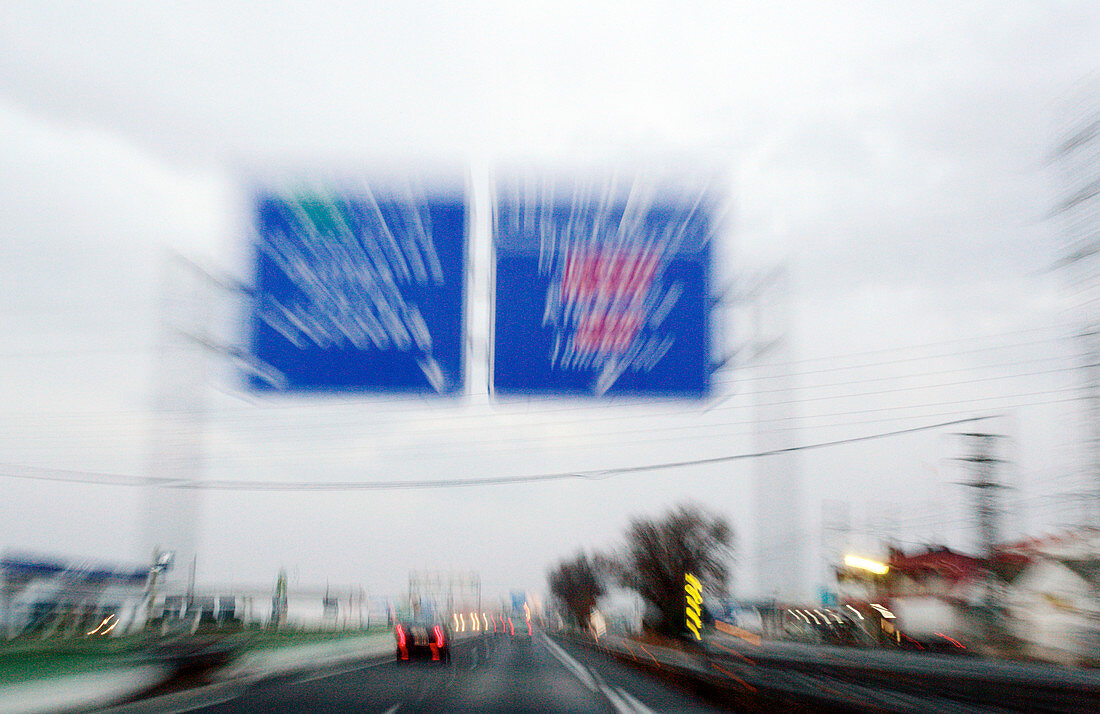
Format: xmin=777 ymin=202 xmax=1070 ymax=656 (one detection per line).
xmin=248 ymin=181 xmax=467 ymax=394
xmin=493 ymin=175 xmax=714 ymax=398
xmin=685 ymin=572 xmax=703 ymax=641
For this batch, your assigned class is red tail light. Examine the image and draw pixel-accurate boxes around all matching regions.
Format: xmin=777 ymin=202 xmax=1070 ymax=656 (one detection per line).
xmin=396 ymin=624 xmax=408 ymax=659
xmin=434 ymin=625 xmax=445 ymax=648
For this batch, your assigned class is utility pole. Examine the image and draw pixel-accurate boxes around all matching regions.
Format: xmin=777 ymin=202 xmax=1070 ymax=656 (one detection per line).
xmin=1051 ymin=87 xmax=1100 ymax=529
xmin=955 ymin=432 xmax=1008 ymax=653
xmin=144 ymin=251 xmax=281 ymax=602
xmin=955 ymin=433 xmax=1008 ymax=559
xmin=738 ymin=262 xmax=805 ymax=602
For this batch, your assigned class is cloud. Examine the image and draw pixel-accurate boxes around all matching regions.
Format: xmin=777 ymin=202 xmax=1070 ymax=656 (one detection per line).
xmin=1 ymin=1 xmax=1098 ymax=599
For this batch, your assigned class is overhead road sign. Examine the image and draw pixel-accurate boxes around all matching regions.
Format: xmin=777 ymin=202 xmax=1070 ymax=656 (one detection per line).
xmin=493 ymin=172 xmax=714 ymax=398
xmin=248 ymin=176 xmax=467 ymax=394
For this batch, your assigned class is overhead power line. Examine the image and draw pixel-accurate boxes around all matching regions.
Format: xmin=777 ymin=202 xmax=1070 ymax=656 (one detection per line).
xmin=206 ymin=394 xmax=1081 ymax=463
xmin=0 ymin=349 xmax=1072 ymax=437
xmin=0 ymin=415 xmax=994 ymax=492
xmin=194 ymin=385 xmax=1082 ymax=454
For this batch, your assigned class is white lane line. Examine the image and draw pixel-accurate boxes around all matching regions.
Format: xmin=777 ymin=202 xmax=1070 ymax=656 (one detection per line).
xmin=590 ymin=670 xmax=647 ymax=714
xmin=601 ymin=685 xmax=634 ymax=714
xmin=119 ymin=680 xmax=252 ymax=714
xmin=166 ymin=693 xmax=241 ymax=714
xmin=162 ymin=686 xmax=243 ymax=712
xmin=382 ymin=705 xmax=400 ymax=714
xmin=293 ymin=658 xmax=390 ymax=684
xmin=616 ymin=686 xmax=657 ymax=714
xmin=537 ymin=636 xmax=656 ymax=714
xmin=539 ymin=634 xmax=598 ymax=692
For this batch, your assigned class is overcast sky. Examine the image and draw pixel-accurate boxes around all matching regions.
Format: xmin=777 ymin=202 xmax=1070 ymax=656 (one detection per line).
xmin=1 ymin=1 xmax=1099 ymax=605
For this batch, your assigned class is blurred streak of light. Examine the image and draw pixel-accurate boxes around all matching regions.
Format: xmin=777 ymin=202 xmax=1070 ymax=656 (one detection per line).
xmin=934 ymin=632 xmax=966 ymax=649
xmin=713 ymin=639 xmax=758 ymax=663
xmin=843 ymin=555 xmax=889 ymax=575
xmin=710 ymin=662 xmax=755 ymax=692
xmin=636 ymin=643 xmax=660 ymax=667
xmin=86 ymin=615 xmax=115 ymax=636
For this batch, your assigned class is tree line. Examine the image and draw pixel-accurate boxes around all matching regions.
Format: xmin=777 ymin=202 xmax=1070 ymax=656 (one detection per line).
xmin=547 ymin=502 xmax=733 ymax=639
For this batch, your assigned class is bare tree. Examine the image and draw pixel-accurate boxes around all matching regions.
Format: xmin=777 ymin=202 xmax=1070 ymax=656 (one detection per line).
xmin=547 ymin=552 xmax=607 ymax=628
xmin=619 ymin=502 xmax=733 ymax=637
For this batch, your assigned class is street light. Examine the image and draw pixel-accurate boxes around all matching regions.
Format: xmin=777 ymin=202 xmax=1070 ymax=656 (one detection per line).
xmin=843 ymin=555 xmax=889 ymax=575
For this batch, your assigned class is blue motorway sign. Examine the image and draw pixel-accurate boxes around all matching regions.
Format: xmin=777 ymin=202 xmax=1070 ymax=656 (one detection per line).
xmin=493 ymin=177 xmax=713 ymax=398
xmin=248 ymin=182 xmax=466 ymax=393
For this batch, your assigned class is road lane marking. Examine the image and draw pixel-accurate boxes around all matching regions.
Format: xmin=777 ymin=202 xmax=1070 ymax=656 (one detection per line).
xmin=591 ymin=668 xmax=655 ymax=714
xmin=539 ymin=634 xmax=598 ymax=692
xmin=293 ymin=658 xmax=390 ymax=684
xmin=382 ymin=705 xmax=400 ymax=714
xmin=616 ymin=686 xmax=657 ymax=714
xmin=103 ymin=679 xmax=253 ymax=713
xmin=602 ymin=685 xmax=633 ymax=714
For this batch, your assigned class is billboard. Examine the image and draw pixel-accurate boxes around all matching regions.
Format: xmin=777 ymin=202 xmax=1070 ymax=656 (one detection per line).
xmin=248 ymin=178 xmax=467 ymax=394
xmin=493 ymin=174 xmax=714 ymax=398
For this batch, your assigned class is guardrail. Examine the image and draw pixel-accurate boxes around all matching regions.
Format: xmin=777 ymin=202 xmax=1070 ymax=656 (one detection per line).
xmin=555 ymin=629 xmax=1100 ymax=713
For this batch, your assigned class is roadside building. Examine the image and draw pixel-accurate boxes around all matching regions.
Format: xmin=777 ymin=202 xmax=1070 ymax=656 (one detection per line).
xmin=1000 ymin=528 xmax=1100 ymax=665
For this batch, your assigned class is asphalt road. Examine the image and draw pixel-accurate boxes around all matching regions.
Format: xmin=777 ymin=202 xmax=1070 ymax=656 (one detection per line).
xmin=187 ymin=632 xmax=730 ymax=713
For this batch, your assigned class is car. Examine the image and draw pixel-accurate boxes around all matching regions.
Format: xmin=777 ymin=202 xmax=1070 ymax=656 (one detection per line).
xmin=395 ymin=619 xmax=450 ymax=661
